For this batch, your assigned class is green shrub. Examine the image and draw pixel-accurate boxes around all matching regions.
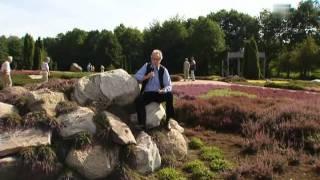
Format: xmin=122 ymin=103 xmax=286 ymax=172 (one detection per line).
xmin=200 ymin=146 xmax=223 ymax=161
xmin=264 ymin=82 xmax=304 ymax=90
xmin=19 ymin=145 xmax=58 ymax=174
xmin=209 ymin=159 xmax=232 ymax=171
xmin=183 ymin=160 xmax=215 ymax=180
xmin=189 ymin=137 xmax=205 ymax=150
xmin=157 ymin=168 xmax=186 ymax=180
xmin=70 ymin=132 xmax=93 ymax=149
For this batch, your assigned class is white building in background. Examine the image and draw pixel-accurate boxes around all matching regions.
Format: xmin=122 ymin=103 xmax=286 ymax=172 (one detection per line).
xmin=273 ymin=4 xmax=291 ymax=17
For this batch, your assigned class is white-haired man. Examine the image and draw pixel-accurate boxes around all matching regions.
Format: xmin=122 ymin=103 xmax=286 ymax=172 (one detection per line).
xmin=41 ymin=57 xmax=50 ymax=83
xmin=135 ymin=49 xmax=175 ymax=130
xmin=1 ymin=56 xmax=13 ymax=88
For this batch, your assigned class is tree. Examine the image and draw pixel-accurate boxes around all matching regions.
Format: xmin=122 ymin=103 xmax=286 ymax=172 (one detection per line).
xmin=23 ymin=34 xmax=34 ymax=69
xmin=96 ymin=30 xmax=123 ymax=69
xmin=0 ymin=36 xmax=8 ymax=61
xmin=114 ymin=24 xmax=144 ymax=73
xmin=33 ymin=37 xmax=44 ymax=70
xmin=293 ymin=36 xmax=319 ymax=78
xmin=243 ymin=37 xmax=261 ymax=79
xmin=207 ymin=10 xmax=260 ymax=51
xmin=188 ymin=17 xmax=225 ymax=75
xmin=7 ymin=36 xmax=23 ymax=69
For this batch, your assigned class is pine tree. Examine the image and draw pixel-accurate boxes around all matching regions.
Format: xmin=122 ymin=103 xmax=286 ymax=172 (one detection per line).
xmin=243 ymin=37 xmax=260 ymax=79
xmin=33 ymin=37 xmax=44 ymax=70
xmin=23 ymin=34 xmax=34 ymax=69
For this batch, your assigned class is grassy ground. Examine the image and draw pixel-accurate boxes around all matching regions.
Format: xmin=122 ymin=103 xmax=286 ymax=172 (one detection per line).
xmin=0 ymin=71 xmax=92 ymax=90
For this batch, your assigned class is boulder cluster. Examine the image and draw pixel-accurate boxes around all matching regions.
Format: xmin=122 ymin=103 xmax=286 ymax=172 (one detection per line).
xmin=0 ymin=69 xmax=188 ymax=180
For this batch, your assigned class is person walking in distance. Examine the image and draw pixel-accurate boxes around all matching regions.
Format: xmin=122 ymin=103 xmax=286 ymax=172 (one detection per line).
xmin=183 ymin=58 xmax=190 ymax=81
xmin=190 ymin=57 xmax=196 ymax=81
xmin=1 ymin=56 xmax=13 ymax=88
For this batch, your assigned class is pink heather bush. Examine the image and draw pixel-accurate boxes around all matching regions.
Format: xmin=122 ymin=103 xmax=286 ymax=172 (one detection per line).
xmin=175 ymin=95 xmax=320 ymax=148
xmin=173 ymin=84 xmax=320 ymax=100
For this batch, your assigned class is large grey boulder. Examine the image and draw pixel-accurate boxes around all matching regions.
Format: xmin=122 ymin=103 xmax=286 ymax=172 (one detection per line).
xmin=99 ymin=69 xmax=139 ymax=106
xmin=73 ymin=74 xmax=107 ymax=105
xmin=128 ymin=131 xmax=161 ymax=174
xmin=66 ymin=145 xmax=119 ymax=179
xmin=152 ymin=129 xmax=188 ymax=160
xmin=102 ymin=111 xmax=136 ymax=145
xmin=0 ymin=102 xmax=18 ymax=118
xmin=145 ymin=103 xmax=166 ymax=129
xmin=27 ymin=89 xmax=66 ymax=117
xmin=73 ymin=69 xmax=139 ymax=107
xmin=57 ymin=107 xmax=96 ymax=137
xmin=0 ymin=129 xmax=51 ymax=157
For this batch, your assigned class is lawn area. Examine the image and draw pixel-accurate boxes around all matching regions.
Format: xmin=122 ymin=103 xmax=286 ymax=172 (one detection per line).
xmin=0 ymin=71 xmax=92 ymax=90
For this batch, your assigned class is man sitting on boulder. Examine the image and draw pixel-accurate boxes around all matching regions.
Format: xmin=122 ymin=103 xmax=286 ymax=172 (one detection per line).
xmin=134 ymin=49 xmax=174 ymax=130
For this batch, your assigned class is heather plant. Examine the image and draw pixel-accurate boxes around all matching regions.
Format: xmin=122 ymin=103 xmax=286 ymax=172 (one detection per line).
xmin=0 ymin=113 xmax=23 ymax=131
xmin=23 ymin=110 xmax=61 ymax=131
xmin=69 ymin=132 xmax=93 ymax=150
xmin=19 ymin=145 xmax=58 ymax=174
xmin=55 ymin=101 xmax=78 ymax=116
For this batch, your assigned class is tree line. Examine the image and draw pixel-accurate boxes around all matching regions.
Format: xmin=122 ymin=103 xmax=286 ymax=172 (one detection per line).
xmin=0 ymin=0 xmax=319 ymax=78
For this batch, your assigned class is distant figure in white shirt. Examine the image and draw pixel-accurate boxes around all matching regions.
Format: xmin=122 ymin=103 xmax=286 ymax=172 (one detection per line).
xmin=1 ymin=56 xmax=13 ymax=88
xmin=41 ymin=57 xmax=50 ymax=83
xmin=100 ymin=65 xmax=105 ymax=72
xmin=183 ymin=58 xmax=190 ymax=81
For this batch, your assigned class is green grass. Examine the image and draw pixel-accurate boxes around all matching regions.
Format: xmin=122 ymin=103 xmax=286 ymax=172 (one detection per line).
xmin=157 ymin=168 xmax=186 ymax=180
xmin=183 ymin=160 xmax=215 ymax=180
xmin=189 ymin=137 xmax=205 ymax=150
xmin=12 ymin=74 xmax=42 ymax=86
xmin=209 ymin=158 xmax=233 ymax=171
xmin=199 ymin=88 xmax=256 ymax=99
xmin=50 ymin=71 xmax=92 ymax=79
xmin=200 ymin=146 xmax=223 ymax=161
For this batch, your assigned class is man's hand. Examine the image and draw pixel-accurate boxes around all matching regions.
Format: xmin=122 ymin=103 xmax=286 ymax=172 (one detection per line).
xmin=158 ymin=89 xmax=165 ymax=94
xmin=144 ymin=71 xmax=154 ymax=80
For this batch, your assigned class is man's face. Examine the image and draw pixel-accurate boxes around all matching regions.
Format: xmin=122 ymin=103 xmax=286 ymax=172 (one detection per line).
xmin=151 ymin=53 xmax=161 ymax=66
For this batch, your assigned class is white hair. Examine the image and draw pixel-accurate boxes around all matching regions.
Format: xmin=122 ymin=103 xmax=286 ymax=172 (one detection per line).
xmin=151 ymin=49 xmax=163 ymax=60
xmin=7 ymin=56 xmax=13 ymax=62
xmin=46 ymin=57 xmax=51 ymax=63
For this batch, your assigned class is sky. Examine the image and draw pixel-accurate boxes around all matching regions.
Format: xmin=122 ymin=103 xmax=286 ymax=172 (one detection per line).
xmin=0 ymin=0 xmax=302 ymax=38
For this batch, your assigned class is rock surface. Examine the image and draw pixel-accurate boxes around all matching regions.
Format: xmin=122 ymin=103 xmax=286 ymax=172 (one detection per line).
xmin=168 ymin=119 xmax=184 ymax=133
xmin=70 ymin=63 xmax=83 ymax=72
xmin=103 ymin=111 xmax=136 ymax=145
xmin=129 ymin=131 xmax=161 ymax=174
xmin=57 ymin=107 xmax=96 ymax=137
xmin=73 ymin=69 xmax=139 ymax=107
xmin=66 ymin=145 xmax=119 ymax=179
xmin=153 ymin=129 xmax=188 ymax=160
xmin=27 ymin=89 xmax=66 ymax=117
xmin=145 ymin=103 xmax=166 ymax=129
xmin=0 ymin=129 xmax=51 ymax=157
xmin=0 ymin=102 xmax=18 ymax=118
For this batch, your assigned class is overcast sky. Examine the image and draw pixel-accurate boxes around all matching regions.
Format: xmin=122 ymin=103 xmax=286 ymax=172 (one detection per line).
xmin=0 ymin=0 xmax=302 ymax=38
